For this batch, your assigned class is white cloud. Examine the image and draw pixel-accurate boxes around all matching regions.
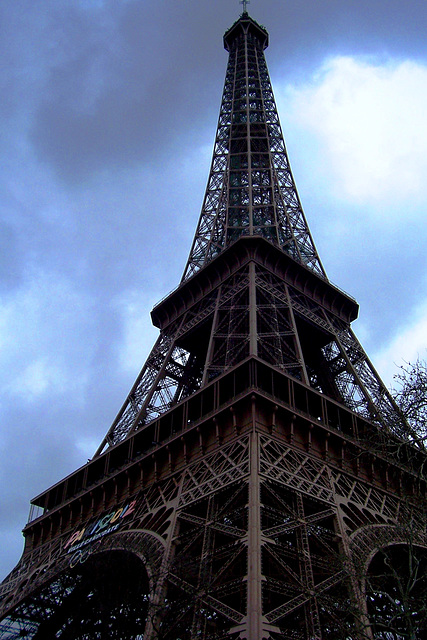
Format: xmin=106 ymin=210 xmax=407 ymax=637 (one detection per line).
xmin=75 ymin=435 xmax=100 ymax=459
xmin=278 ymin=56 xmax=427 ymax=210
xmin=114 ymin=289 xmax=158 ymax=375
xmin=20 ymin=358 xmax=64 ymax=398
xmin=372 ymin=299 xmax=427 ymax=387
xmin=0 ymin=269 xmax=93 ymax=400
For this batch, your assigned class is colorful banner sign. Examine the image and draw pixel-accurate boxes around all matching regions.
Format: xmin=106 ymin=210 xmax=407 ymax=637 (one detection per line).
xmin=64 ymin=498 xmax=137 ymax=555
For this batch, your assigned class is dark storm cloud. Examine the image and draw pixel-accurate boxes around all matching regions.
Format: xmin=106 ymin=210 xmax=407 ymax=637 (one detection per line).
xmin=264 ymin=0 xmax=427 ymax=65
xmin=27 ymin=0 xmax=427 ymax=183
xmin=29 ymin=1 xmax=225 ymax=182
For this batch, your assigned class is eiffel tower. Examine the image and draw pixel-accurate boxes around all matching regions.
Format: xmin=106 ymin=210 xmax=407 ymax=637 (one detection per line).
xmin=1 ymin=9 xmax=426 ymax=640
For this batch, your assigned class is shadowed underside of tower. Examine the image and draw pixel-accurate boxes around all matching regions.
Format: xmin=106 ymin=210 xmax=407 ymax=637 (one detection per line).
xmin=1 ymin=11 xmax=427 ymax=640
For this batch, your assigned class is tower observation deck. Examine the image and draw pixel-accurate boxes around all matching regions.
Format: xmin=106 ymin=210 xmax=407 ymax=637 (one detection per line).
xmin=1 ymin=10 xmax=426 ymax=640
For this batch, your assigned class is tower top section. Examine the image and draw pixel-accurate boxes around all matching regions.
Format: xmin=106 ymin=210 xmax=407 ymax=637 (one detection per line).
xmin=224 ymin=12 xmax=268 ymax=51
xmin=182 ymin=11 xmax=325 ymax=282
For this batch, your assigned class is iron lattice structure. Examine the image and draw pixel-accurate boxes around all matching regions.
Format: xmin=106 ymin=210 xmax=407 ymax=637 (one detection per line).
xmin=94 ymin=15 xmax=401 ymax=457
xmin=1 ymin=12 xmax=427 ymax=640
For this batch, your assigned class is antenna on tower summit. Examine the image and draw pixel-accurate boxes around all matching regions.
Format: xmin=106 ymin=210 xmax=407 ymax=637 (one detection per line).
xmin=240 ymin=0 xmax=250 ymax=14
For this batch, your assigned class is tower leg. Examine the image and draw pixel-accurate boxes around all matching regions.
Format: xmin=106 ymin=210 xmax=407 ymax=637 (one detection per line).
xmin=246 ymin=431 xmax=264 ymax=639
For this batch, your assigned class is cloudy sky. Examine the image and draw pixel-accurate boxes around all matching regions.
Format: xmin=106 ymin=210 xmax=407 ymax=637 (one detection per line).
xmin=1 ymin=0 xmax=427 ymax=580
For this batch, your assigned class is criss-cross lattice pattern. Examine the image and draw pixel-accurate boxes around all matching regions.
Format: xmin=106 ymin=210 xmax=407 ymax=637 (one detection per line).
xmin=97 ymin=259 xmax=402 ymax=454
xmin=182 ymin=15 xmax=325 ymax=281
xmin=94 ymin=14 xmax=404 ymax=456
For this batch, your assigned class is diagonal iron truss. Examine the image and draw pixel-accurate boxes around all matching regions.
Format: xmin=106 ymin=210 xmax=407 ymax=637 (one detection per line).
xmin=97 ymin=259 xmax=401 ymax=454
xmin=94 ymin=13 xmax=403 ymax=459
xmin=181 ymin=15 xmax=325 ymax=281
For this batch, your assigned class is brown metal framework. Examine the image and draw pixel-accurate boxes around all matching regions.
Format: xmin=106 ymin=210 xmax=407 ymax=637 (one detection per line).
xmin=1 ymin=11 xmax=426 ymax=640
xmin=182 ymin=16 xmax=325 ymax=281
xmin=93 ymin=15 xmax=402 ymax=457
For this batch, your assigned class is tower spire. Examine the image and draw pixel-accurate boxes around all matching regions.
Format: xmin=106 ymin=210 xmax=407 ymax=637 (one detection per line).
xmin=182 ymin=11 xmax=326 ymax=282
